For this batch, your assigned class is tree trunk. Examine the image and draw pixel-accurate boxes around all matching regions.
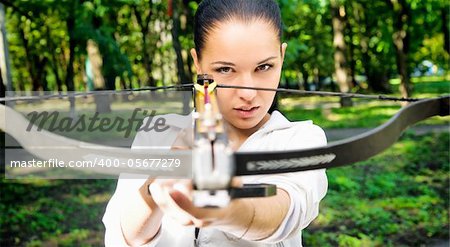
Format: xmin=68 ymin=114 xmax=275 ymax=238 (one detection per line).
xmin=0 ymin=3 xmax=12 ymax=93
xmin=46 ymin=25 xmax=63 ymax=92
xmin=386 ymin=0 xmax=411 ymax=99
xmin=313 ymin=67 xmax=320 ymax=90
xmin=39 ymin=58 xmax=48 ymax=91
xmin=442 ymin=8 xmax=449 ymax=55
xmin=182 ymin=1 xmax=194 ymax=82
xmin=133 ymin=3 xmax=156 ymax=87
xmin=394 ymin=39 xmax=410 ymax=99
xmin=87 ymin=39 xmax=111 ymax=113
xmin=46 ymin=21 xmax=62 ymax=92
xmin=300 ymin=65 xmax=310 ymax=91
xmin=331 ymin=0 xmax=352 ymax=107
xmin=65 ymin=6 xmax=76 ymax=92
xmin=18 ymin=23 xmax=48 ymax=92
xmin=65 ymin=0 xmax=77 ymax=118
xmin=171 ymin=0 xmax=190 ymax=114
xmin=87 ymin=40 xmax=106 ymax=90
xmin=347 ymin=13 xmax=357 ymax=88
xmin=171 ymin=0 xmax=188 ymax=85
xmin=142 ymin=36 xmax=156 ymax=87
xmin=50 ymin=52 xmax=63 ymax=92
xmin=18 ymin=27 xmax=36 ymax=91
xmin=358 ymin=1 xmax=390 ymax=93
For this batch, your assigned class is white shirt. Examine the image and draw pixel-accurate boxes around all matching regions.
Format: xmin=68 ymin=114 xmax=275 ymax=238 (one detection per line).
xmin=102 ymin=111 xmax=328 ymax=246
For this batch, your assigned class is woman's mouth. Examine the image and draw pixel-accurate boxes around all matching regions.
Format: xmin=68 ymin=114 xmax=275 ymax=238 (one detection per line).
xmin=233 ymin=106 xmax=260 ymax=118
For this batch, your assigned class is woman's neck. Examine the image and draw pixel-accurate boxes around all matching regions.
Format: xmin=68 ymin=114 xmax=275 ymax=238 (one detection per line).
xmin=226 ymin=113 xmax=271 ymax=151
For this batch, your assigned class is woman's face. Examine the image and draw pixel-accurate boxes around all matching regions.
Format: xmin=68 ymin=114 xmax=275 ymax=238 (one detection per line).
xmin=191 ymin=20 xmax=287 ymax=130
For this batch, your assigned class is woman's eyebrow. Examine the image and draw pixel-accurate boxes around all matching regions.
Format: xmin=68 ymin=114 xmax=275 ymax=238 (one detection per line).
xmin=257 ymin=56 xmax=277 ymax=64
xmin=211 ymin=61 xmax=235 ymax=66
xmin=211 ymin=56 xmax=277 ymax=66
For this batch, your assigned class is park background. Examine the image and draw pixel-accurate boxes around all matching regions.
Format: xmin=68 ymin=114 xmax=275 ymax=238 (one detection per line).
xmin=0 ymin=0 xmax=448 ymax=246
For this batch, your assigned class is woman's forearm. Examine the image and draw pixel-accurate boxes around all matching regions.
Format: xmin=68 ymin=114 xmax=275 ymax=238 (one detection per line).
xmin=120 ymin=179 xmax=163 ymax=246
xmin=216 ymin=188 xmax=290 ymax=241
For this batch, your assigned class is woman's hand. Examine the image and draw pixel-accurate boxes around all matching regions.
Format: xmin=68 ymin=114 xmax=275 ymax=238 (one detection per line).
xmin=149 ymin=178 xmax=242 ymax=228
xmin=172 ymin=127 xmax=193 ymax=149
xmin=149 ymin=178 xmax=290 ymax=240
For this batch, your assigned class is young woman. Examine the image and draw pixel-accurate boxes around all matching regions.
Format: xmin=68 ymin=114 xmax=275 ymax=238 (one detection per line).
xmin=103 ymin=0 xmax=328 ymax=246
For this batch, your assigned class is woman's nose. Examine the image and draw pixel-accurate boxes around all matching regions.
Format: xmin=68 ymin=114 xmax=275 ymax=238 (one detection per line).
xmin=236 ymin=74 xmax=257 ymax=101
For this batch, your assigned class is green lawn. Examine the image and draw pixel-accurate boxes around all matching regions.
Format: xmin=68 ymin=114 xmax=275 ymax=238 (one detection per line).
xmin=0 ymin=178 xmax=115 ymax=246
xmin=282 ymin=101 xmax=449 ymax=129
xmin=304 ymin=132 xmax=449 ymax=246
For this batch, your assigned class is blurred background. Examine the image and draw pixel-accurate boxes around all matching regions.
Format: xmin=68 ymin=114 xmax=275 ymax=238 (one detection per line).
xmin=0 ymin=0 xmax=448 ymax=246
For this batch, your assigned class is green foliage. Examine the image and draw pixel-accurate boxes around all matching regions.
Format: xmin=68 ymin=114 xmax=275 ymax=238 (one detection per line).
xmin=2 ymin=0 xmax=448 ymax=93
xmin=280 ymin=0 xmax=334 ymax=87
xmin=303 ymin=132 xmax=450 ymax=246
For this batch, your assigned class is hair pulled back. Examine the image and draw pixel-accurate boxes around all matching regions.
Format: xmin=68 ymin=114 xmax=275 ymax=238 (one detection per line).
xmin=194 ymin=0 xmax=282 ymax=60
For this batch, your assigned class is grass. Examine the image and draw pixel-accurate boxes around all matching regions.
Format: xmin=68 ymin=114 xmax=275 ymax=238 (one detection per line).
xmin=303 ymin=132 xmax=449 ymax=246
xmin=0 ymin=178 xmax=116 ymax=246
xmin=389 ymin=74 xmax=450 ymax=85
xmin=281 ymin=101 xmax=449 ymax=129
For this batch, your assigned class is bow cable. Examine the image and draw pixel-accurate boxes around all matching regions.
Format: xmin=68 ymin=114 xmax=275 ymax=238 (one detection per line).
xmin=0 ymin=83 xmax=424 ymax=102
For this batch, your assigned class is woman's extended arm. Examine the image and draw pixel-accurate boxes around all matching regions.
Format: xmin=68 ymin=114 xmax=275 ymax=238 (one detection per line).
xmin=146 ymin=179 xmax=290 ymax=242
xmin=117 ymin=116 xmax=192 ymax=246
xmin=119 ymin=178 xmax=163 ymax=246
xmin=217 ymin=188 xmax=291 ymax=241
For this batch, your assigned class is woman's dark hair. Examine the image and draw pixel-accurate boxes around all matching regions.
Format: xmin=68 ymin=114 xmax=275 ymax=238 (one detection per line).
xmin=194 ymin=0 xmax=283 ymax=60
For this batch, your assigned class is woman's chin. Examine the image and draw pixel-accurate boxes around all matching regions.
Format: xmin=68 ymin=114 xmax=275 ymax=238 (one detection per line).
xmin=228 ymin=118 xmax=261 ymax=131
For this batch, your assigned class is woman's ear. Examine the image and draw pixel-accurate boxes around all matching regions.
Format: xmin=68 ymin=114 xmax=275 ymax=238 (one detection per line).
xmin=281 ymin=42 xmax=288 ymax=61
xmin=190 ymin=48 xmax=202 ymax=74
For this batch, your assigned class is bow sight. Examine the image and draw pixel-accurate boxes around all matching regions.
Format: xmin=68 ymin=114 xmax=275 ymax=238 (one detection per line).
xmin=192 ymin=74 xmax=276 ymax=207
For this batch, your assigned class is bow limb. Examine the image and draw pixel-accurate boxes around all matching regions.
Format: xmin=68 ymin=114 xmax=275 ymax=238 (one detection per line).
xmin=234 ymin=96 xmax=450 ymax=175
xmin=0 ymin=104 xmax=192 ymax=178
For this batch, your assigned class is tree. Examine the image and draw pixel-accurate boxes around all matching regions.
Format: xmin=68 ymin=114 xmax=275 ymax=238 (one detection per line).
xmin=0 ymin=2 xmax=12 ymax=93
xmin=331 ymin=0 xmax=353 ymax=106
xmin=443 ymin=7 xmax=449 ymax=55
xmin=357 ymin=0 xmax=394 ymax=93
xmin=385 ymin=0 xmax=412 ymax=99
xmin=171 ymin=0 xmax=189 ymax=85
xmin=280 ymin=0 xmax=334 ymax=91
xmin=132 ymin=0 xmax=156 ymax=87
xmin=64 ymin=0 xmax=78 ymax=92
xmin=0 ymin=0 xmax=446 ymax=100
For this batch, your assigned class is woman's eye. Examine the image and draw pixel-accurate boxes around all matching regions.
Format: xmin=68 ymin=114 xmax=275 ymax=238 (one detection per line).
xmin=256 ymin=64 xmax=273 ymax=72
xmin=215 ymin=67 xmax=233 ymax=74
